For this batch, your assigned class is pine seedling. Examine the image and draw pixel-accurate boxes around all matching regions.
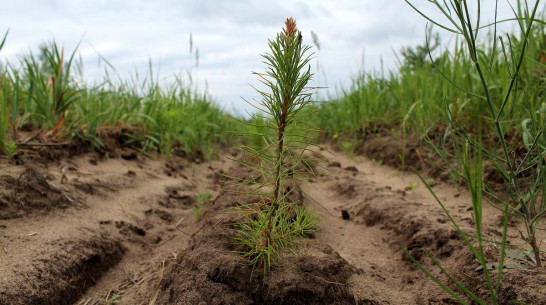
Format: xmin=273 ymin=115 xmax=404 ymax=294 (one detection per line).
xmin=234 ymin=17 xmax=319 ymax=276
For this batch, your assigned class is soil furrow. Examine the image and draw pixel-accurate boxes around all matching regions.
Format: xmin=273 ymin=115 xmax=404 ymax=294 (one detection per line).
xmin=0 ymin=153 xmax=224 ymax=304
xmin=0 ymin=146 xmax=544 ymax=304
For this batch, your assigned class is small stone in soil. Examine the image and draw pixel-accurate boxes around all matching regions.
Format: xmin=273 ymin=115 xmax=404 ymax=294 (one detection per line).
xmin=403 ymin=275 xmax=415 ymax=284
xmin=341 ymin=210 xmax=350 ymax=220
xmin=345 ymin=166 xmax=358 ymax=172
xmin=121 ymin=150 xmax=137 ymax=160
xmin=328 ymin=161 xmax=341 ymax=167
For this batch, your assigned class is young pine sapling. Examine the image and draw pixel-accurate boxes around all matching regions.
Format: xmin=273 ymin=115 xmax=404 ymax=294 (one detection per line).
xmin=234 ymin=17 xmax=319 ymax=276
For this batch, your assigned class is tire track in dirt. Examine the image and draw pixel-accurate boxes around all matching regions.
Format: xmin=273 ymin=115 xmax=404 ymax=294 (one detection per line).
xmin=75 ymin=155 xmax=232 ymax=304
xmin=305 ymin=148 xmax=500 ymax=304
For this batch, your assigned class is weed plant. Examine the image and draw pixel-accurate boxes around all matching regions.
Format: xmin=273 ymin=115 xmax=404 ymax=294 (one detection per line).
xmin=403 ymin=1 xmax=545 ymax=304
xmin=192 ymin=190 xmax=211 ymax=220
xmin=234 ymin=18 xmax=319 ymax=276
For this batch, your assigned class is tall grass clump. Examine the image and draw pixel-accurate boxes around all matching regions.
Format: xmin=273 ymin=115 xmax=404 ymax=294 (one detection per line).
xmin=0 ymin=33 xmax=25 ymax=158
xmin=22 ymin=41 xmax=81 ymax=138
xmin=0 ymin=35 xmax=240 ymax=159
xmin=234 ymin=17 xmax=319 ymax=276
xmin=403 ymin=0 xmax=544 ymax=303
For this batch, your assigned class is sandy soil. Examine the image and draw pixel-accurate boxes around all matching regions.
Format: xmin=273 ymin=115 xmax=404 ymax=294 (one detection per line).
xmin=0 ymin=139 xmax=544 ymax=305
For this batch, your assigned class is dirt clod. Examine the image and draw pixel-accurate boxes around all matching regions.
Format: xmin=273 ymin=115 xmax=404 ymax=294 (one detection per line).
xmin=0 ymin=166 xmax=71 ymax=219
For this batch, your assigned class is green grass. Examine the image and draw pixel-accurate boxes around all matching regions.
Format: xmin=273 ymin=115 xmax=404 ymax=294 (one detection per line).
xmin=0 ymin=36 xmax=241 ymax=159
xmin=308 ymin=9 xmax=546 ymax=145
xmin=192 ymin=190 xmax=212 ymax=220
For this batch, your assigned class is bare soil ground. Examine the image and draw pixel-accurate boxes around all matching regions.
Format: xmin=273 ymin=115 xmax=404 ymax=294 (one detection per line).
xmin=0 ymin=137 xmax=544 ymax=305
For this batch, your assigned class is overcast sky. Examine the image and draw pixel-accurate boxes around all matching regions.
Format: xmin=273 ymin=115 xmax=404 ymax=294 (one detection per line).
xmin=0 ymin=1 xmax=537 ymax=115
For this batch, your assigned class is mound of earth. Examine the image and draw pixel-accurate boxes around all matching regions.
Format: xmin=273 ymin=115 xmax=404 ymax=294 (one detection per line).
xmin=0 ymin=230 xmax=124 ymax=305
xmin=353 ymin=128 xmax=448 ymax=180
xmin=154 ymin=164 xmax=358 ymax=305
xmin=155 ymin=215 xmax=357 ymax=305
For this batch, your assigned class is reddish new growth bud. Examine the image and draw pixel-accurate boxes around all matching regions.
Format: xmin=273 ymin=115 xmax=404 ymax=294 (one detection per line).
xmin=283 ymin=17 xmax=297 ymax=38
